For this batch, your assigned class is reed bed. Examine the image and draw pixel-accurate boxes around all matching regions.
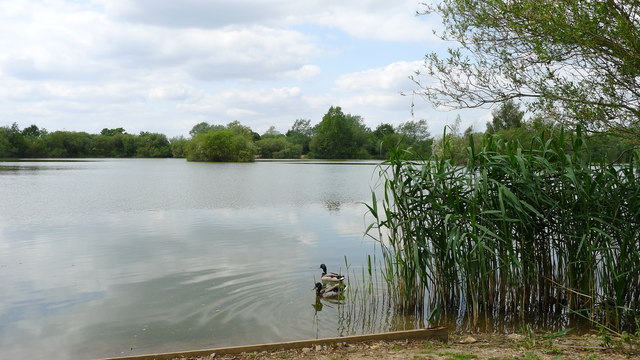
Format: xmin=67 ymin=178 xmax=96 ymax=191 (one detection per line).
xmin=366 ymin=129 xmax=640 ymax=332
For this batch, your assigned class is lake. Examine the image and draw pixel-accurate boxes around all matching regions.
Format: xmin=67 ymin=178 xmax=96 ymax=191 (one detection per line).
xmin=0 ymin=158 xmax=388 ymax=359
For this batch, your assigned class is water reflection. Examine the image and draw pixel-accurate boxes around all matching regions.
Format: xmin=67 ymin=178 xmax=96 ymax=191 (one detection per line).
xmin=324 ymin=200 xmax=342 ymax=211
xmin=312 ymin=297 xmax=324 ymax=312
xmin=0 ymin=159 xmax=382 ymax=360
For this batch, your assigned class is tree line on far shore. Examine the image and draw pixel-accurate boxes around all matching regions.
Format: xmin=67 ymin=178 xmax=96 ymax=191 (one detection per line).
xmin=0 ymin=125 xmax=173 ymax=159
xmin=0 ymin=103 xmax=636 ymax=162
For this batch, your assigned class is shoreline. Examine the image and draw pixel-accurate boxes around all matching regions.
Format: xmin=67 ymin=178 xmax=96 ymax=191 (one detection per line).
xmin=94 ymin=328 xmax=639 ymax=360
xmin=96 ymin=328 xmax=447 ymax=360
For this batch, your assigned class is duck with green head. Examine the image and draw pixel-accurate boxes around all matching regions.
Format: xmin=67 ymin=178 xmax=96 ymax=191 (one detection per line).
xmin=319 ymin=264 xmax=345 ymax=282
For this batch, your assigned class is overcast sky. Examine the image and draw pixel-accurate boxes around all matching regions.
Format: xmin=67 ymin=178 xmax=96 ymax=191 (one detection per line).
xmin=0 ymin=0 xmax=491 ymax=138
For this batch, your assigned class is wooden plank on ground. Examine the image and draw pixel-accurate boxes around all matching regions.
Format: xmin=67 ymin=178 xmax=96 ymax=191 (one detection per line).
xmin=97 ymin=327 xmax=448 ymax=360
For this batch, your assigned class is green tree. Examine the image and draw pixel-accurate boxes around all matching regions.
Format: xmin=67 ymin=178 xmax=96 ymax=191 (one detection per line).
xmin=309 ymin=106 xmax=371 ymax=159
xmin=396 ymin=119 xmax=430 ymax=143
xmin=169 ymin=136 xmax=188 ymax=158
xmin=185 ymin=129 xmax=256 ymax=162
xmin=22 ymin=124 xmax=47 ymax=138
xmin=189 ymin=122 xmax=210 ymax=137
xmin=100 ymin=128 xmax=126 ymax=137
xmin=135 ymin=132 xmax=172 ymax=158
xmin=4 ymin=123 xmax=27 ymax=157
xmin=189 ymin=122 xmax=225 ymax=137
xmin=0 ymin=128 xmax=10 ymax=157
xmin=417 ymin=0 xmax=640 ymax=143
xmin=0 ymin=124 xmax=25 ymax=158
xmin=395 ymin=119 xmax=433 ymax=158
xmin=373 ymin=123 xmax=395 ymax=139
xmin=256 ymin=136 xmax=301 ymax=159
xmin=262 ymin=126 xmax=281 ymax=138
xmin=91 ymin=135 xmax=115 ymax=157
xmin=286 ymin=119 xmax=314 ymax=155
xmin=21 ymin=124 xmax=48 ymax=157
xmin=110 ymin=133 xmax=137 ymax=157
xmin=370 ymin=123 xmax=400 ymax=159
xmin=486 ymin=99 xmax=525 ymax=134
xmin=45 ymin=131 xmax=93 ymax=157
xmin=227 ymin=120 xmax=260 ymax=141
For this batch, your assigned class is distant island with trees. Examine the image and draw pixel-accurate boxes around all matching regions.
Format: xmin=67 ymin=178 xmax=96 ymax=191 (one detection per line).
xmin=0 ymin=104 xmax=636 ymax=163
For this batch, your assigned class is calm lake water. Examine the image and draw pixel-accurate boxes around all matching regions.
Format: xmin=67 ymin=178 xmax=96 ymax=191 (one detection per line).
xmin=0 ymin=158 xmax=387 ymax=359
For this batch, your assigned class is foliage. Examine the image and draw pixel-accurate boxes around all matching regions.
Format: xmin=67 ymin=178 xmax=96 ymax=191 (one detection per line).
xmin=396 ymin=119 xmax=431 ymax=143
xmin=286 ymin=119 xmax=313 ymax=154
xmin=169 ymin=136 xmax=188 ymax=158
xmin=256 ymin=136 xmax=302 ymax=159
xmin=189 ymin=122 xmax=224 ymax=137
xmin=45 ymin=130 xmax=93 ymax=157
xmin=100 ymin=127 xmax=126 ymax=136
xmin=22 ymin=124 xmax=47 ymax=138
xmin=486 ymin=100 xmax=525 ymax=134
xmin=367 ymin=128 xmax=640 ymax=332
xmin=431 ymin=116 xmax=469 ymax=163
xmin=309 ymin=106 xmax=371 ymax=159
xmin=135 ymin=132 xmax=172 ymax=158
xmin=369 ymin=121 xmax=434 ymax=160
xmin=370 ymin=123 xmax=400 ymax=159
xmin=373 ymin=123 xmax=395 ymax=139
xmin=227 ymin=120 xmax=261 ymax=141
xmin=255 ymin=127 xmax=302 ymax=159
xmin=396 ymin=119 xmax=434 ymax=158
xmin=0 ymin=123 xmax=27 ymax=157
xmin=2 ymin=110 xmax=636 ymax=163
xmin=417 ymin=0 xmax=640 ymax=142
xmin=0 ymin=123 xmax=173 ymax=158
xmin=185 ymin=129 xmax=256 ymax=162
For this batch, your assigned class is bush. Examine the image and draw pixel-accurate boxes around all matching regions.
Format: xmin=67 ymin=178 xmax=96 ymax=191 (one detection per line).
xmin=185 ymin=130 xmax=256 ymax=162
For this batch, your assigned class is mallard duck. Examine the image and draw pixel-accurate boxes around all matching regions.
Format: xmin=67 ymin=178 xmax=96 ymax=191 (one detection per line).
xmin=313 ymin=282 xmax=346 ymax=298
xmin=319 ymin=264 xmax=345 ymax=282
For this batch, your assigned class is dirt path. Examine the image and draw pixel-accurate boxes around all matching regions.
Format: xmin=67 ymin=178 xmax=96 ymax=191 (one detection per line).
xmin=179 ymin=333 xmax=637 ymax=360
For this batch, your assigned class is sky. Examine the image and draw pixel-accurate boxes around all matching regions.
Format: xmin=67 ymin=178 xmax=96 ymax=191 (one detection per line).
xmin=0 ymin=0 xmax=491 ymax=138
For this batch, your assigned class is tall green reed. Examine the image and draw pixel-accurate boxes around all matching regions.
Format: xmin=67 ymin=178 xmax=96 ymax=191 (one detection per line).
xmin=366 ymin=128 xmax=640 ymax=332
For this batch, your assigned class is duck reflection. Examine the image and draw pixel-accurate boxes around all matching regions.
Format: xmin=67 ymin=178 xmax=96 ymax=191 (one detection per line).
xmin=313 ymin=282 xmax=347 ymax=299
xmin=312 ymin=297 xmax=324 ymax=311
xmin=312 ymin=282 xmax=347 ymax=314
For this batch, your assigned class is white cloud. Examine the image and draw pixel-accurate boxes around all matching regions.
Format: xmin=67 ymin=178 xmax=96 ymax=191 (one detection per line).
xmin=102 ymin=0 xmax=292 ymax=28
xmin=0 ymin=2 xmax=319 ymax=83
xmin=94 ymin=24 xmax=320 ymax=82
xmin=286 ymin=65 xmax=321 ymax=82
xmin=330 ymin=61 xmax=424 ymax=126
xmin=179 ymin=87 xmax=313 ymax=127
xmin=290 ymin=0 xmax=440 ymax=43
xmin=148 ymin=84 xmax=202 ymax=101
xmin=0 ymin=0 xmax=471 ymax=137
xmin=335 ymin=61 xmax=422 ymax=93
xmin=182 ymin=87 xmax=302 ymax=111
xmin=100 ymin=0 xmax=440 ymax=42
xmin=312 ymin=9 xmax=437 ymax=43
xmin=172 ymin=86 xmax=336 ymax=134
xmin=0 ymin=80 xmax=147 ymax=105
xmin=328 ymin=60 xmax=493 ymax=132
xmin=0 ymin=1 xmax=110 ymax=81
